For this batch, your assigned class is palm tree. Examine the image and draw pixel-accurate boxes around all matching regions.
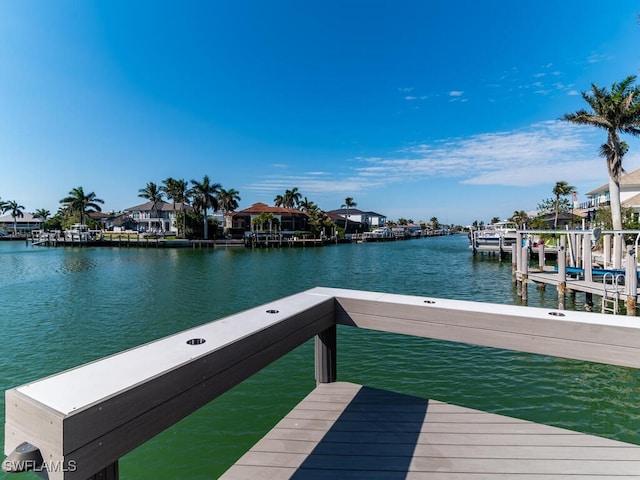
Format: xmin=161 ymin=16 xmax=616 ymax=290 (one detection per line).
xmin=162 ymin=177 xmax=189 ymax=237
xmin=5 ymin=200 xmax=24 ymax=235
xmin=189 ymin=175 xmax=221 ymax=239
xmin=274 ymin=188 xmax=302 ymax=231
xmin=273 ymin=194 xmax=285 ymax=207
xmin=552 ymin=181 xmax=576 ymax=230
xmin=562 ymin=75 xmax=640 ymax=262
xmin=139 ymin=182 xmax=164 ymax=232
xmin=510 ymin=210 xmax=529 ymax=229
xmin=298 ymin=196 xmax=317 ymax=213
xmin=274 ymin=188 xmax=302 ymax=209
xmin=60 ymin=187 xmax=104 ymax=225
xmin=218 ymin=188 xmax=241 ymax=234
xmin=251 ymin=212 xmax=274 ymax=233
xmin=342 ymin=197 xmax=357 ymax=232
xmin=283 ymin=188 xmax=302 ymax=209
xmin=33 ymin=208 xmax=51 ymax=230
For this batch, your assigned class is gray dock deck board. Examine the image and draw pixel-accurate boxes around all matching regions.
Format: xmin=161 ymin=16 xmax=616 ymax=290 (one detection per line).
xmin=527 ymin=270 xmax=632 ymax=299
xmin=220 ymin=381 xmax=640 ymax=479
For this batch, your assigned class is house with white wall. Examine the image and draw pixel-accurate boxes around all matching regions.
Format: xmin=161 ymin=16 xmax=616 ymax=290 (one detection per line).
xmin=124 ymin=201 xmax=190 ymax=233
xmin=581 ymin=167 xmax=640 ymax=222
xmin=328 ymin=208 xmax=387 ymax=230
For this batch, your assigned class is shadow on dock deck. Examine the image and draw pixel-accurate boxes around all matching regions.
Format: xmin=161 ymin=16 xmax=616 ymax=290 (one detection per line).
xmin=222 ymin=382 xmax=640 ymax=479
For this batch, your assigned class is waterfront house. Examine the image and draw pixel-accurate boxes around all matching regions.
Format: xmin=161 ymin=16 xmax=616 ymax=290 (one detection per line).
xmin=535 ymin=211 xmax=587 ymax=230
xmin=229 ymin=202 xmax=309 ymax=234
xmin=328 ymin=208 xmax=387 ymax=232
xmin=580 ymin=167 xmax=640 ymax=222
xmin=124 ymin=201 xmax=190 ymax=234
xmin=0 ymin=212 xmax=42 ymax=235
xmin=87 ymin=211 xmax=138 ymax=231
xmin=325 ymin=211 xmax=364 ymax=234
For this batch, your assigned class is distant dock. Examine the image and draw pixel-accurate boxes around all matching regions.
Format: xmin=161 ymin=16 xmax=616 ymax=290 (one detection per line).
xmin=511 ymin=229 xmax=640 ymax=315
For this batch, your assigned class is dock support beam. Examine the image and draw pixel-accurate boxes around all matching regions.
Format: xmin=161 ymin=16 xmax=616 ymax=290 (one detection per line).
xmin=315 ymin=325 xmax=337 ymax=384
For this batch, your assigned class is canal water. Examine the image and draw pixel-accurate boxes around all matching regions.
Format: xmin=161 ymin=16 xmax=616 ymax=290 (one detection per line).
xmin=1 ymin=235 xmax=639 ymax=479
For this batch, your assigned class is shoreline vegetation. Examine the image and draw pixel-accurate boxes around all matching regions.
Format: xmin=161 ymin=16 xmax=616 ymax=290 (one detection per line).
xmin=11 ymin=227 xmax=456 ymax=249
xmin=1 ymin=182 xmax=463 ymax=242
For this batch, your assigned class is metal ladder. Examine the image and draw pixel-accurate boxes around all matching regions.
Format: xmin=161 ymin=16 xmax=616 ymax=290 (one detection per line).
xmin=602 ymin=272 xmax=624 ymax=314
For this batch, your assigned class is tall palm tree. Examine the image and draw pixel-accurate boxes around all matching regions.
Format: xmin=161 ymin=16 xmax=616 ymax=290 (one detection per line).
xmin=217 ymin=188 xmax=241 ymax=214
xmin=217 ymin=188 xmax=241 ymax=234
xmin=562 ymin=75 xmax=640 ymax=262
xmin=6 ymin=200 xmax=24 ymax=235
xmin=189 ymin=175 xmax=221 ymax=239
xmin=342 ymin=197 xmax=357 ymax=232
xmin=60 ymin=187 xmax=104 ymax=225
xmin=283 ymin=188 xmax=301 ymax=209
xmin=274 ymin=188 xmax=302 ymax=209
xmin=274 ymin=188 xmax=302 ymax=231
xmin=552 ymin=181 xmax=576 ymax=230
xmin=139 ymin=182 xmax=164 ymax=232
xmin=162 ymin=177 xmax=189 ymax=237
xmin=33 ymin=208 xmax=51 ymax=230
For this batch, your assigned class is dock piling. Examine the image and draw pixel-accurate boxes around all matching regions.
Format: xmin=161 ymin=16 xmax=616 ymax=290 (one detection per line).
xmin=557 ymin=236 xmax=567 ymax=310
xmin=625 ymin=247 xmax=637 ymax=316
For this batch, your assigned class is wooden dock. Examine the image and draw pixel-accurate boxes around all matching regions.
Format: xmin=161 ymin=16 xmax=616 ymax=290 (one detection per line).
xmin=512 ymin=230 xmax=639 ymax=314
xmin=5 ymin=288 xmax=640 ymax=479
xmin=222 ymin=381 xmax=640 ymax=479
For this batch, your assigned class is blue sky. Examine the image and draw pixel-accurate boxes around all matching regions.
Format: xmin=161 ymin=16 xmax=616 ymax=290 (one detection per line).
xmin=1 ymin=1 xmax=639 ymax=226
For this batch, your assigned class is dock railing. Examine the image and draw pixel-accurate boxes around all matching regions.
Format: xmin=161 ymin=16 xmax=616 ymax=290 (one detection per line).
xmin=4 ymin=287 xmax=640 ymax=479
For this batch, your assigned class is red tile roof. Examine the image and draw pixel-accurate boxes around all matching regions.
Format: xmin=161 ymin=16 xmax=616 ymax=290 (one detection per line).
xmin=231 ymin=202 xmax=307 ymax=216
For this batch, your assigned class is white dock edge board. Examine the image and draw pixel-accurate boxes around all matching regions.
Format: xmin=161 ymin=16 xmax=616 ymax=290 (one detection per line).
xmin=15 ymin=290 xmax=331 ymax=415
xmin=221 ymin=381 xmax=640 ymax=479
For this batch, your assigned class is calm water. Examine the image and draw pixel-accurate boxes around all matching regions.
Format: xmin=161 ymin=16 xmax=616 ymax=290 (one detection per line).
xmin=1 ymin=236 xmax=639 ymax=479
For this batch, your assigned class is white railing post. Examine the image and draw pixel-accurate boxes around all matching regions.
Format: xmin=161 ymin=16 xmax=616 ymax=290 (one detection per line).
xmin=604 ymin=234 xmax=612 ymax=268
xmin=557 ymin=236 xmax=567 ymax=309
xmin=625 ymin=247 xmax=637 ymax=316
xmin=583 ymin=232 xmax=592 ymax=283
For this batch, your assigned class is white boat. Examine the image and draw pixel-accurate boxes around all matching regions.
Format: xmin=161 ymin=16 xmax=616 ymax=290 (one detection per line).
xmin=469 ymin=221 xmax=518 ymax=250
xmin=65 ymin=224 xmax=99 ymax=242
xmin=362 ymin=227 xmax=395 ymax=241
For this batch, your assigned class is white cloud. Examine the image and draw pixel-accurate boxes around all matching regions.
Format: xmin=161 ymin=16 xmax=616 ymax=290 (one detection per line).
xmin=244 ymin=121 xmax=639 ymax=206
xmin=354 ymin=120 xmax=612 ymax=188
xmin=449 ymin=90 xmax=464 ymax=97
